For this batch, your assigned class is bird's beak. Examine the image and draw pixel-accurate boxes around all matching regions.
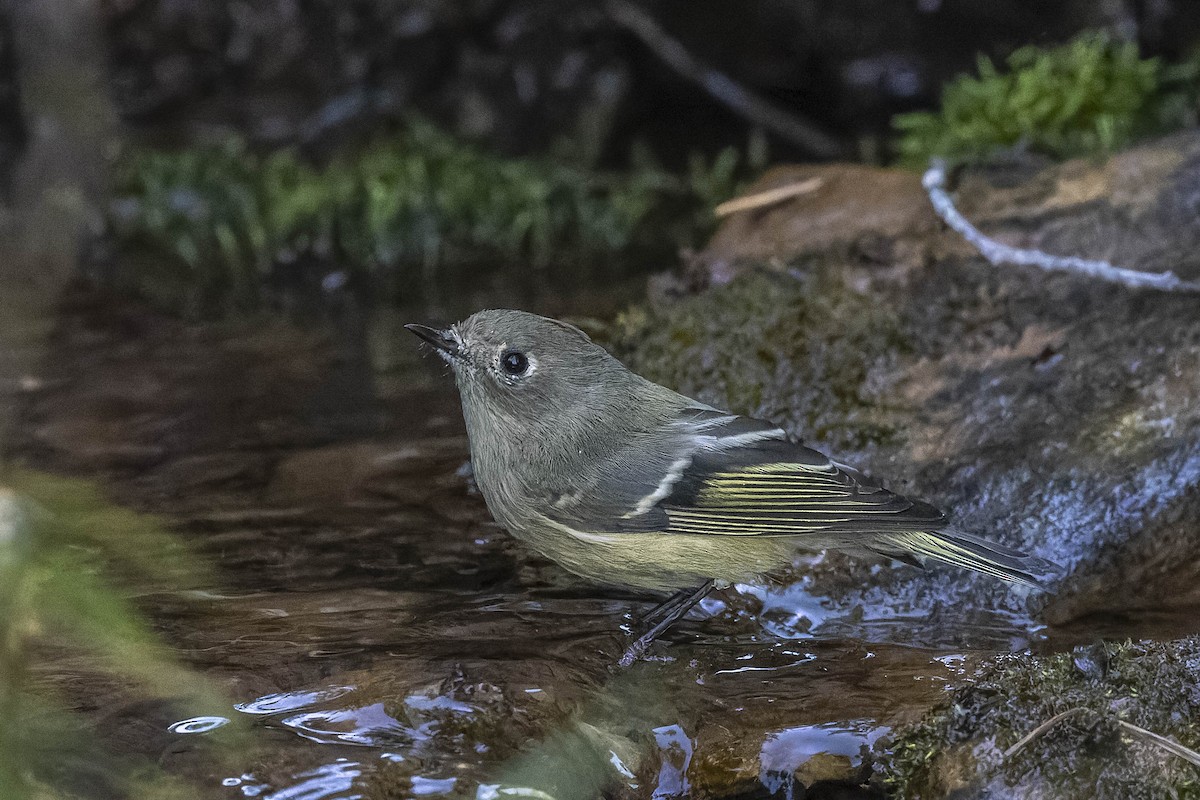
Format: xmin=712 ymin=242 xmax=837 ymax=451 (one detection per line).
xmin=405 ymin=323 xmax=461 ymax=358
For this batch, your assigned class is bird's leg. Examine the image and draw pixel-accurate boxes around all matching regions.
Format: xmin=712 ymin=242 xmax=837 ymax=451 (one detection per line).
xmin=618 ymin=580 xmax=714 ymax=667
xmin=639 ymin=587 xmax=699 ymax=629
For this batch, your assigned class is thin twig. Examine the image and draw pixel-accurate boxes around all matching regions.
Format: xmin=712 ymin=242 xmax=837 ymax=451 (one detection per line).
xmin=923 ymin=159 xmax=1200 ymax=294
xmin=714 ymin=177 xmax=823 ymax=217
xmin=1002 ymin=707 xmax=1090 ymax=759
xmin=604 ymin=0 xmax=842 ymax=158
xmin=1003 ymin=708 xmax=1200 ymax=770
xmin=1116 ymin=720 xmax=1200 ymax=767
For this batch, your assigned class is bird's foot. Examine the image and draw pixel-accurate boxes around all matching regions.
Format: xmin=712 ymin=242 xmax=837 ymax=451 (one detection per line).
xmin=616 ymin=579 xmax=714 ymax=667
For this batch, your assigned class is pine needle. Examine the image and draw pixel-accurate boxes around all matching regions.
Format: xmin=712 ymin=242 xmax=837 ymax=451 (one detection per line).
xmin=1002 ymin=707 xmax=1089 ymax=759
xmin=1116 ymin=720 xmax=1200 ymax=768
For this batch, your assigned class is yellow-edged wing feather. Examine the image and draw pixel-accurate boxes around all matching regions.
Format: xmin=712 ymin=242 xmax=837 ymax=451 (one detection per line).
xmin=540 ymin=407 xmax=1052 ymax=586
xmin=658 ymin=442 xmax=946 ymax=536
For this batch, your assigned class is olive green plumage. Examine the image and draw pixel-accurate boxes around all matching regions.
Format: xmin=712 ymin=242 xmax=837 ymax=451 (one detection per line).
xmin=407 ymin=309 xmax=1054 ymax=593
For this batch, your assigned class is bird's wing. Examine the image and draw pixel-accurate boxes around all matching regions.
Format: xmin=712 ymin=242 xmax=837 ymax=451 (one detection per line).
xmin=541 ymin=407 xmax=945 ymax=537
xmin=538 ymin=408 xmax=1056 ymax=586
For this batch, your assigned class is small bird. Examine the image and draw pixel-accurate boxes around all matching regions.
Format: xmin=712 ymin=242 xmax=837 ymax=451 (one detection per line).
xmin=407 ymin=309 xmax=1054 ymax=665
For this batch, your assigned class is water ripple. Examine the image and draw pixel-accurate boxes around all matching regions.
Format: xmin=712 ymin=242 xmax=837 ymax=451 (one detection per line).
xmin=263 ymin=760 xmax=362 ymax=800
xmin=236 ymin=686 xmax=356 ymax=715
xmin=281 ymin=703 xmax=412 ymax=746
xmin=168 ymin=716 xmax=230 ymax=734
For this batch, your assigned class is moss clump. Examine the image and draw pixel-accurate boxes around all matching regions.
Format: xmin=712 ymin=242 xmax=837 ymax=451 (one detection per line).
xmin=894 ymin=32 xmax=1200 ymax=168
xmin=881 ymin=638 xmax=1200 ymax=799
xmin=108 ymin=121 xmax=741 ymax=314
xmin=608 ymin=264 xmax=910 ymax=451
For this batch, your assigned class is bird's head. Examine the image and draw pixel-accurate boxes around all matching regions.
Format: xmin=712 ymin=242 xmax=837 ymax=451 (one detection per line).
xmin=406 ymin=309 xmax=642 ymax=441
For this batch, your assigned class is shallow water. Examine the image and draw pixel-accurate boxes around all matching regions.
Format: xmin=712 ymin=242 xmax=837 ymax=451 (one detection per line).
xmin=9 ymin=294 xmax=1200 ymax=799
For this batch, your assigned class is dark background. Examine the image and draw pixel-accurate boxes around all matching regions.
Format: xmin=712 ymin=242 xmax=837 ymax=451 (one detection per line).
xmin=6 ymin=0 xmax=1200 ymax=183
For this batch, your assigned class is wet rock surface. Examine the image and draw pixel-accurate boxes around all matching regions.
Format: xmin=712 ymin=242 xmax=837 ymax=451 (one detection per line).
xmin=879 ymin=638 xmax=1200 ymax=799
xmin=611 ymin=132 xmax=1200 ymax=796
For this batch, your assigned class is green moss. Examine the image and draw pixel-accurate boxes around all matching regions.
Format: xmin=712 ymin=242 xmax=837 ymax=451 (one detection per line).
xmin=881 ymin=639 xmax=1200 ymax=799
xmin=608 ymin=264 xmax=910 ymax=451
xmin=894 ymin=32 xmax=1200 ymax=168
xmin=108 ymin=121 xmax=742 ymax=314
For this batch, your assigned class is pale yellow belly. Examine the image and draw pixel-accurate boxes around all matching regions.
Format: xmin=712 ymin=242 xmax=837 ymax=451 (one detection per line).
xmin=509 ymin=522 xmax=801 ymax=591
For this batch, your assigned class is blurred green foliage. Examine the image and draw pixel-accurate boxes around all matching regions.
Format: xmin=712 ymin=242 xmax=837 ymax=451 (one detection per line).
xmin=0 ymin=469 xmax=230 ymax=799
xmin=109 ymin=121 xmax=742 ymax=314
xmin=894 ymin=32 xmax=1200 ymax=167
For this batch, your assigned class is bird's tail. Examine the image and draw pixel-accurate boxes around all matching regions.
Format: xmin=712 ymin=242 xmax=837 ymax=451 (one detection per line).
xmin=876 ymin=528 xmax=1058 ymax=589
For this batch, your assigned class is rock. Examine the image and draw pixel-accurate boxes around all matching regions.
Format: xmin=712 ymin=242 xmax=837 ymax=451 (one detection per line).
xmin=878 ymin=638 xmax=1200 ymax=799
xmin=605 ymin=131 xmax=1200 ymax=797
xmin=700 ymin=163 xmax=939 ymax=284
xmin=954 ymin=130 xmax=1200 ymax=283
xmin=612 ymin=130 xmax=1200 ymax=635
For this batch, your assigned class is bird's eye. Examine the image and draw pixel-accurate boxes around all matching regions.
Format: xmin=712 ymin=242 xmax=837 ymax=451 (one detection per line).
xmin=500 ymin=349 xmax=529 ymax=376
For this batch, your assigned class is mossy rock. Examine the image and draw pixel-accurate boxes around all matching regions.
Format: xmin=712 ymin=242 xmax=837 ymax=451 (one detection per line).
xmin=880 ymin=638 xmax=1200 ymax=799
xmin=609 ymin=266 xmax=911 ymax=453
